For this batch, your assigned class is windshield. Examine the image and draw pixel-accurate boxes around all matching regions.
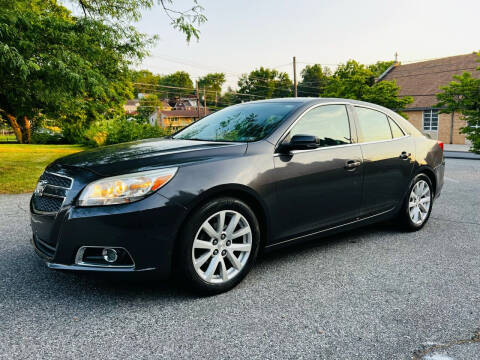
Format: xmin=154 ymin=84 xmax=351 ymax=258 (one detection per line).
xmin=172 ymin=102 xmax=299 ymax=142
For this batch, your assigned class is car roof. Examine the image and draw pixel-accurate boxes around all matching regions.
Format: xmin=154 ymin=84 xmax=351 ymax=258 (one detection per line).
xmin=247 ymin=97 xmax=387 ymax=109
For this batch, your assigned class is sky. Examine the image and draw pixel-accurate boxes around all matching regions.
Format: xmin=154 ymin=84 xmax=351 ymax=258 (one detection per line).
xmin=68 ymin=0 xmax=480 ymax=90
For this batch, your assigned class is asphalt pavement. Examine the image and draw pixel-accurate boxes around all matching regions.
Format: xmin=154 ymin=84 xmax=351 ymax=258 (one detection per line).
xmin=0 ymin=158 xmax=479 ymax=359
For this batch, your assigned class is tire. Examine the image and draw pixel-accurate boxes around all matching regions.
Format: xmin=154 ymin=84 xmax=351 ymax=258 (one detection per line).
xmin=398 ymin=174 xmax=434 ymax=231
xmin=177 ymin=197 xmax=261 ymax=295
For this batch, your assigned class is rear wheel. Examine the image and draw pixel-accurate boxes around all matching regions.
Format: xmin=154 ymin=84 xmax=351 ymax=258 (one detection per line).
xmin=398 ymin=174 xmax=433 ymax=231
xmin=177 ymin=197 xmax=260 ymax=294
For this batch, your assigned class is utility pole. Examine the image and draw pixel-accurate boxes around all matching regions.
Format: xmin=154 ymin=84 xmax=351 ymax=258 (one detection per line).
xmin=195 ymin=80 xmax=200 ymax=120
xmin=394 ymin=52 xmax=398 ymax=63
xmin=293 ymin=56 xmax=298 ymax=97
xmin=203 ymin=88 xmax=206 ymax=116
xmin=215 ymin=91 xmax=218 ymax=109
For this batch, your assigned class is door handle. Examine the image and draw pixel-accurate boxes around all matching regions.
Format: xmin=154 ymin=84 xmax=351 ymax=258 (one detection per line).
xmin=345 ymin=160 xmax=361 ymax=169
xmin=400 ymin=151 xmax=411 ymax=160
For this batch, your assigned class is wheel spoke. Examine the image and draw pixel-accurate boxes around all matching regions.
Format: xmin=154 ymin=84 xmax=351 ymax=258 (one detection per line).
xmin=219 ymin=257 xmax=228 ymax=281
xmin=204 ymin=254 xmax=220 ymax=281
xmin=231 ymin=227 xmax=250 ymax=239
xmin=226 ymin=249 xmax=242 ymax=270
xmin=411 ymin=207 xmax=419 ymax=221
xmin=225 ymin=213 xmax=240 ymax=236
xmin=194 ymin=251 xmax=211 ymax=269
xmin=217 ymin=211 xmax=226 ymax=233
xmin=202 ymin=221 xmax=219 ymax=240
xmin=418 ymin=202 xmax=428 ymax=213
xmin=229 ymin=243 xmax=251 ymax=252
xmin=193 ymin=239 xmax=214 ymax=250
xmin=421 ymin=183 xmax=429 ymax=196
xmin=409 ymin=201 xmax=416 ymax=209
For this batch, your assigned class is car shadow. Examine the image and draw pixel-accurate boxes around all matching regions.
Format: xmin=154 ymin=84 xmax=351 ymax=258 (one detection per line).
xmin=2 ymin=221 xmax=397 ymax=311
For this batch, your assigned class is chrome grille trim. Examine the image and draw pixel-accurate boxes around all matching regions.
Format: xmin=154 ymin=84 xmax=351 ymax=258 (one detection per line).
xmin=32 ymin=172 xmax=74 ymax=214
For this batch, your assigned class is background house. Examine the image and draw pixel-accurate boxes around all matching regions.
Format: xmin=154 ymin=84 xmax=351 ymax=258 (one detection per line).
xmin=124 ymin=99 xmax=140 ymax=115
xmin=380 ymin=53 xmax=480 ymax=145
xmin=156 ymin=108 xmax=210 ymax=131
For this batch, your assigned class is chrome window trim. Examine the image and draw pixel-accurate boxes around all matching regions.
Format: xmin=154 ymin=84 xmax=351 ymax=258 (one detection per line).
xmin=274 ymin=102 xmax=353 ymax=149
xmin=75 ymin=246 xmax=135 ymax=269
xmin=387 ymin=116 xmax=406 ymax=137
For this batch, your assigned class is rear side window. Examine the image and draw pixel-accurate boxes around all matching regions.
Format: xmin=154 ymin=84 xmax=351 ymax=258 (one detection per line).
xmin=389 ymin=117 xmax=405 ymax=138
xmin=356 ymin=107 xmax=392 ymax=142
xmin=286 ymin=105 xmax=351 ymax=147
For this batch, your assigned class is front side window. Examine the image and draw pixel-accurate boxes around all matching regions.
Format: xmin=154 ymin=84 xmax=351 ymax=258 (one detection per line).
xmin=423 ymin=109 xmax=438 ymax=131
xmin=356 ymin=107 xmax=392 ymax=142
xmin=285 ymin=105 xmax=351 ymax=147
xmin=173 ymin=102 xmax=299 ymax=142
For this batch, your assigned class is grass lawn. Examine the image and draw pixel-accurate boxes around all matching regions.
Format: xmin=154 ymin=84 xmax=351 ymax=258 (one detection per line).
xmin=0 ymin=144 xmax=87 ymax=194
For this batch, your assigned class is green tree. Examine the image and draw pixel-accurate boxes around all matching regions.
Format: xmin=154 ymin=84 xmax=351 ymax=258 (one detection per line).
xmin=198 ymin=73 xmax=226 ymax=107
xmin=0 ymin=0 xmax=206 ymax=143
xmin=158 ymin=71 xmax=194 ymax=98
xmin=298 ymin=64 xmax=331 ymax=97
xmin=437 ymin=70 xmax=480 ymax=153
xmin=131 ymin=70 xmax=162 ymax=97
xmin=136 ymin=94 xmax=164 ymax=122
xmin=324 ymin=60 xmax=412 ymax=110
xmin=368 ymin=61 xmax=395 ymax=77
xmin=73 ymin=0 xmax=206 ymax=42
xmin=238 ymin=67 xmax=293 ymax=99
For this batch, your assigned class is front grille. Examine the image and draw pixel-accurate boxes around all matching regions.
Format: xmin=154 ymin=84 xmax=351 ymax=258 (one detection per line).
xmin=41 ymin=172 xmax=72 ymax=188
xmin=33 ymin=195 xmax=64 ymax=213
xmin=34 ymin=236 xmax=56 ymax=258
xmin=32 ymin=172 xmax=73 ymax=214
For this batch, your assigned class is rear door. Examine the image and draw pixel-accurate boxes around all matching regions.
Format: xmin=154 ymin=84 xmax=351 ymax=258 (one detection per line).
xmin=354 ymin=106 xmax=415 ymax=215
xmin=272 ymin=104 xmax=364 ymax=242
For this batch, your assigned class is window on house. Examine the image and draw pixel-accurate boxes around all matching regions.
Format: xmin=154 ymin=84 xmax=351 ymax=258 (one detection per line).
xmin=423 ymin=109 xmax=438 ymax=131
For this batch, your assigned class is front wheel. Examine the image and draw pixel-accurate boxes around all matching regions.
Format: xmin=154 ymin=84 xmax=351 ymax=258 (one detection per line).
xmin=398 ymin=174 xmax=433 ymax=231
xmin=177 ymin=197 xmax=260 ymax=294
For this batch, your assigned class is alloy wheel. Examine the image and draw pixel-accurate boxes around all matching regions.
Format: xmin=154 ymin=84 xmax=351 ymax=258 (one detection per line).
xmin=192 ymin=210 xmax=252 ymax=284
xmin=408 ymin=179 xmax=431 ymax=225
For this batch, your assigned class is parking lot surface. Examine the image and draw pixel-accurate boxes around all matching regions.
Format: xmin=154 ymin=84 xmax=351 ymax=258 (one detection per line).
xmin=0 ymin=158 xmax=479 ymax=359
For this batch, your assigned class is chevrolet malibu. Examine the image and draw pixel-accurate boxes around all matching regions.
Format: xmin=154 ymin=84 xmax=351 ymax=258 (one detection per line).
xmin=30 ymin=98 xmax=445 ymax=294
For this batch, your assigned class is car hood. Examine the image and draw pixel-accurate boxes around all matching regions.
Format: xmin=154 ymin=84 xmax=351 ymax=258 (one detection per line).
xmin=48 ymin=138 xmax=247 ymax=176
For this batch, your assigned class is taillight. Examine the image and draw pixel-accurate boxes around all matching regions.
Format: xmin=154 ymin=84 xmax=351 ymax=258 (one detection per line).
xmin=437 ymin=140 xmax=444 ymax=151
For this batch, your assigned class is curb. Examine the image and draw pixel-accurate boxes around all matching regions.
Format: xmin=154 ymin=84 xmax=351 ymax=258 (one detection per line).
xmin=444 ymin=151 xmax=480 ymax=160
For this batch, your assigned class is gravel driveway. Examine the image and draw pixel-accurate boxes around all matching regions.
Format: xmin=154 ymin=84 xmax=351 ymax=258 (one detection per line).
xmin=0 ymin=158 xmax=479 ymax=359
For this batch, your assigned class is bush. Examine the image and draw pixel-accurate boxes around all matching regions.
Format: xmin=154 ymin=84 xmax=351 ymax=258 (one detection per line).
xmin=80 ymin=118 xmax=171 ymax=146
xmin=31 ymin=128 xmax=65 ymax=144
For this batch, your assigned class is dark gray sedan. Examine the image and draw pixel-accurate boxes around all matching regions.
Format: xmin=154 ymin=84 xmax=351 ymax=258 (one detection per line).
xmin=30 ymin=98 xmax=445 ymax=294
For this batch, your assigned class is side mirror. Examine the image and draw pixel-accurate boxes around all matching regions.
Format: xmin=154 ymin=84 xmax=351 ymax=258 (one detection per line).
xmin=282 ymin=134 xmax=320 ymax=152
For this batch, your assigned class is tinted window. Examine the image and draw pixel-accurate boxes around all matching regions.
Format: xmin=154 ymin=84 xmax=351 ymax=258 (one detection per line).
xmin=173 ymin=102 xmax=299 ymax=142
xmin=356 ymin=107 xmax=392 ymax=142
xmin=389 ymin=117 xmax=405 ymax=138
xmin=286 ymin=105 xmax=351 ymax=147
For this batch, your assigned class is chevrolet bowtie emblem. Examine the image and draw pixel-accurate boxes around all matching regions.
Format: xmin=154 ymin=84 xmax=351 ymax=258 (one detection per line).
xmin=34 ymin=180 xmax=48 ymax=196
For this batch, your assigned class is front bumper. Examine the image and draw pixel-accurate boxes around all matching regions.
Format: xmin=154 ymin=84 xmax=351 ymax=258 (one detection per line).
xmin=30 ymin=192 xmax=188 ymax=277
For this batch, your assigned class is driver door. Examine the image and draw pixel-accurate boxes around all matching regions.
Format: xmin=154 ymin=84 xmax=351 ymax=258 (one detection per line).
xmin=271 ymin=104 xmax=363 ymax=242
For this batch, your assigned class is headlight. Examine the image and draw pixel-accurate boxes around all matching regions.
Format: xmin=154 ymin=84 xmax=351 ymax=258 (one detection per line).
xmin=78 ymin=168 xmax=178 ymax=206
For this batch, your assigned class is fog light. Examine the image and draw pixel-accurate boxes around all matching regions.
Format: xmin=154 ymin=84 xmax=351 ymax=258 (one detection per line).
xmin=102 ymin=248 xmax=118 ymax=263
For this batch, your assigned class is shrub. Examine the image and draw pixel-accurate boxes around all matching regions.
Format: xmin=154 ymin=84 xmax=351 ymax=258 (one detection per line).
xmin=79 ymin=118 xmax=171 ymax=146
xmin=31 ymin=128 xmax=65 ymax=144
